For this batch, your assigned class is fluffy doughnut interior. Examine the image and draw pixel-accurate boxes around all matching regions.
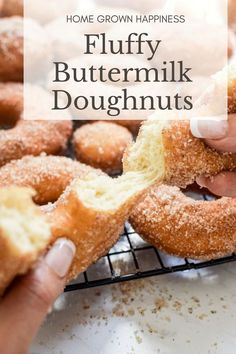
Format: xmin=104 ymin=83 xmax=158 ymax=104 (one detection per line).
xmin=73 ymin=120 xmax=167 ymax=210
xmin=0 ymin=187 xmax=51 ymax=252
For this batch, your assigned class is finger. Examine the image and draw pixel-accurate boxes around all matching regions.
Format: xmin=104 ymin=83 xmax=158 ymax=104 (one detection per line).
xmin=0 ymin=238 xmax=75 ymax=351
xmin=196 ymin=172 xmax=236 ymax=197
xmin=190 ymin=114 xmax=236 ymax=152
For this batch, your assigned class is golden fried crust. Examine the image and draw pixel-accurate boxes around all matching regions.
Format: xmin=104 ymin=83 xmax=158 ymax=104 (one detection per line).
xmin=73 ymin=122 xmax=133 ymax=174
xmin=46 ymin=185 xmax=144 ymax=280
xmin=130 ymin=185 xmax=236 ymax=260
xmin=0 ymin=155 xmax=105 ymax=204
xmin=1 ymin=0 xmax=23 ymax=17
xmin=0 ymin=83 xmax=72 ymax=166
xmin=163 ymin=120 xmax=236 ymax=188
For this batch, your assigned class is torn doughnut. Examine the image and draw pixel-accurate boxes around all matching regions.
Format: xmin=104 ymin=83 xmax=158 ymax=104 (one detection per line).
xmin=0 ymin=187 xmax=51 ymax=295
xmin=0 ymin=155 xmax=105 ymax=204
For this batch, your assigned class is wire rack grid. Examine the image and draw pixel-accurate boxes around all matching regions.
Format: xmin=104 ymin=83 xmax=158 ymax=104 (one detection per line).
xmin=65 ymin=220 xmax=236 ymax=292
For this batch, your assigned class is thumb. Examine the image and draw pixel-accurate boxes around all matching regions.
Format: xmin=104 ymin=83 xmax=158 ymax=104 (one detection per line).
xmin=190 ymin=114 xmax=236 ymax=153
xmin=0 ymin=238 xmax=75 ymax=351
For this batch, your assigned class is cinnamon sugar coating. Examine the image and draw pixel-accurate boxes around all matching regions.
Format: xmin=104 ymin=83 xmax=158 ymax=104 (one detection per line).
xmin=0 ymin=155 xmax=105 ymax=204
xmin=0 ymin=83 xmax=72 ymax=166
xmin=73 ymin=122 xmax=133 ymax=174
xmin=130 ymin=185 xmax=236 ymax=260
xmin=163 ymin=120 xmax=236 ymax=188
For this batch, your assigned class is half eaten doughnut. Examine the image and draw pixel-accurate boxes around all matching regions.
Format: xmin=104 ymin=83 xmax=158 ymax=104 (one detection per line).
xmin=0 ymin=155 xmax=105 ymax=204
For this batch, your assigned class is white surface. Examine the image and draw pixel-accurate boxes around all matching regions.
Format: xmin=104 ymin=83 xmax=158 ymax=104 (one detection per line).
xmin=32 ymin=262 xmax=236 ymax=354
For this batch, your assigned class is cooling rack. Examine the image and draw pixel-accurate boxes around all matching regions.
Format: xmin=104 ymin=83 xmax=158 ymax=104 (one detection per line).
xmin=65 ymin=139 xmax=236 ymax=293
xmin=65 ymin=220 xmax=236 ymax=292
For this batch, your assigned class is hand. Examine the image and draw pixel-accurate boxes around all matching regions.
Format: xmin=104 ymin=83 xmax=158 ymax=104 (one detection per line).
xmin=190 ymin=114 xmax=236 ymax=197
xmin=0 ymin=238 xmax=75 ymax=354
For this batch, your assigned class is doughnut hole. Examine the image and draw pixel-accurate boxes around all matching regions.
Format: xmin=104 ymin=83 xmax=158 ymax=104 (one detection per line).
xmin=73 ymin=122 xmax=133 ymax=174
xmin=183 ymin=183 xmax=217 ymax=201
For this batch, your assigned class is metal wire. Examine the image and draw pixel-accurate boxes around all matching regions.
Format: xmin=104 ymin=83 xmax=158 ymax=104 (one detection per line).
xmin=65 ymin=223 xmax=236 ymax=292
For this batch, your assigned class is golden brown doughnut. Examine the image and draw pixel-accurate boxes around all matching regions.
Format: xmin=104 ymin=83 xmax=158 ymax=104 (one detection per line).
xmin=1 ymin=65 xmax=236 ymax=290
xmin=0 ymin=83 xmax=72 ymax=166
xmin=128 ymin=66 xmax=236 ymax=260
xmin=1 ymin=0 xmax=23 ymax=17
xmin=162 ymin=119 xmax=236 ymax=188
xmin=0 ymin=187 xmax=51 ymax=295
xmin=130 ymin=185 xmax=236 ymax=260
xmin=0 ymin=155 xmax=105 ymax=205
xmin=73 ymin=122 xmax=133 ymax=174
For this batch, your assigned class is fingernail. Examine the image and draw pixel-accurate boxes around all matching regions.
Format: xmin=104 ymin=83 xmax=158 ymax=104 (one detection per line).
xmin=45 ymin=238 xmax=76 ymax=278
xmin=196 ymin=176 xmax=208 ymax=188
xmin=190 ymin=117 xmax=228 ymax=139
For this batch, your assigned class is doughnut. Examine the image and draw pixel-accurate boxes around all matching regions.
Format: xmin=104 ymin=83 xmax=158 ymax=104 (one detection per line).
xmin=1 ymin=0 xmax=23 ymax=17
xmin=130 ymin=185 xmax=236 ymax=260
xmin=1 ymin=65 xmax=236 ymax=289
xmin=128 ymin=66 xmax=236 ymax=260
xmin=0 ymin=187 xmax=51 ymax=295
xmin=124 ymin=65 xmax=236 ymax=187
xmin=123 ymin=118 xmax=236 ymax=188
xmin=0 ymin=155 xmax=105 ymax=205
xmin=0 ymin=83 xmax=72 ymax=166
xmin=0 ymin=16 xmax=51 ymax=82
xmin=73 ymin=122 xmax=133 ymax=174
